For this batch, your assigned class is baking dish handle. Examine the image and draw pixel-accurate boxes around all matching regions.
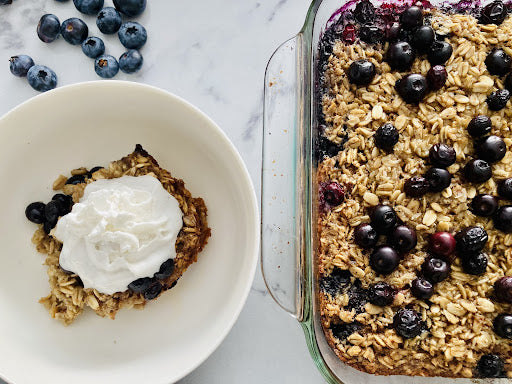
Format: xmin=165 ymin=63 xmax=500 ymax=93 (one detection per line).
xmin=261 ymin=34 xmax=306 ymax=321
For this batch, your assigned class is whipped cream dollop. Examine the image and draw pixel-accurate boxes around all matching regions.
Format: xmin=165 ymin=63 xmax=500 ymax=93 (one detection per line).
xmin=54 ymin=175 xmax=183 ymax=295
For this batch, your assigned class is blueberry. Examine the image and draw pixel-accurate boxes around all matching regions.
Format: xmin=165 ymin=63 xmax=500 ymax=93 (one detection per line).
xmin=154 ymin=259 xmax=175 ymax=280
xmin=370 ymin=205 xmax=397 ymax=234
xmin=467 ymin=115 xmax=492 ymax=137
xmin=495 ymin=276 xmax=512 ymax=303
xmin=461 ymin=252 xmax=488 ymax=275
xmin=427 ymin=41 xmax=453 ymax=65
xmin=479 ymin=0 xmax=508 ymax=25
xmin=128 ymin=277 xmax=153 ymax=293
xmin=354 ymin=223 xmax=378 ymax=249
xmin=487 ymin=89 xmax=511 ymax=111
xmin=425 ymin=167 xmax=452 ymax=192
xmin=359 ymin=24 xmax=384 ymax=44
xmin=44 ymin=200 xmax=62 ymax=224
xmin=348 ymin=59 xmax=376 ymax=86
xmin=412 ymin=25 xmax=435 ymax=53
xmin=118 ymin=22 xmax=147 ymax=49
xmin=368 ymin=282 xmax=395 ymax=306
xmin=404 ymin=176 xmax=430 ymax=197
xmin=423 ymin=257 xmax=451 ymax=283
xmin=393 ymin=308 xmax=424 ymax=339
xmin=96 ymin=7 xmax=122 ymax=35
xmin=9 ymin=55 xmax=34 ymax=77
xmin=494 ymin=205 xmax=512 ymax=233
xmin=113 ymin=0 xmax=146 ymax=17
xmin=37 ymin=14 xmax=60 ymax=43
xmin=498 ymin=178 xmax=512 ymax=199
xmin=505 ymin=72 xmax=512 ymax=91
xmin=476 ymin=135 xmax=507 ymax=163
xmin=320 ymin=267 xmax=351 ymax=296
xmin=61 ymin=18 xmax=88 ymax=45
xmin=456 ymin=226 xmax=488 ymax=253
xmin=353 ymin=0 xmax=375 ymax=24
xmin=463 ymin=159 xmax=492 ymax=183
xmin=346 ymin=281 xmax=369 ymax=313
xmin=25 ymin=202 xmax=46 ymax=224
xmin=426 ymin=65 xmax=448 ymax=90
xmin=322 ymin=182 xmax=345 ymax=207
xmin=370 ymin=246 xmax=400 ymax=275
xmin=471 ymin=194 xmax=499 ymax=217
xmin=0 ymin=0 xmax=12 ymax=4
xmin=73 ymin=0 xmax=104 ymax=15
xmin=94 ymin=55 xmax=119 ymax=79
xmin=65 ymin=174 xmax=85 ymax=185
xmin=330 ymin=322 xmax=362 ymax=341
xmin=400 ymin=6 xmax=423 ymax=30
xmin=429 ymin=232 xmax=456 ymax=259
xmin=43 ymin=218 xmax=57 ymax=234
xmin=387 ymin=41 xmax=415 ymax=71
xmin=27 ymin=65 xmax=57 ymax=92
xmin=494 ymin=314 xmax=512 ymax=339
xmin=485 ymin=48 xmax=512 ymax=76
xmin=385 ymin=22 xmax=401 ymax=42
xmin=374 ymin=122 xmax=399 ymax=150
xmin=119 ymin=49 xmax=143 ymax=74
xmin=429 ymin=143 xmax=456 ymax=168
xmin=396 ymin=74 xmax=428 ymax=104
xmin=52 ymin=193 xmax=73 ymax=215
xmin=411 ymin=278 xmax=434 ymax=300
xmin=81 ymin=37 xmax=105 ymax=59
xmin=144 ymin=281 xmax=163 ymax=300
xmin=477 ymin=354 xmax=505 ymax=378
xmin=316 ymin=135 xmax=344 ymax=159
xmin=89 ymin=166 xmax=104 ymax=176
xmin=389 ymin=225 xmax=417 ymax=254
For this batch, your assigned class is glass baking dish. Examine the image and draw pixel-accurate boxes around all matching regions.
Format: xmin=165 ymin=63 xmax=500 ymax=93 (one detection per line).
xmin=261 ymin=0 xmax=511 ymax=383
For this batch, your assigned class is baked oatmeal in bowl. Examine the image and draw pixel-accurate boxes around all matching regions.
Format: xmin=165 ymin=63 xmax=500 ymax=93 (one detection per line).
xmin=0 ymin=81 xmax=259 ymax=384
xmin=263 ymin=0 xmax=512 ymax=382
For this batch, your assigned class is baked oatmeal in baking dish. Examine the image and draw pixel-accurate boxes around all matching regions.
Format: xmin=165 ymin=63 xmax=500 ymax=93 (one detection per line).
xmin=25 ymin=145 xmax=210 ymax=325
xmin=316 ymin=0 xmax=512 ymax=378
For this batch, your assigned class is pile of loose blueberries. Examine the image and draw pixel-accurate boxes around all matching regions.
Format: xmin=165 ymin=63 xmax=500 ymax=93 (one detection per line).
xmin=7 ymin=0 xmax=147 ymax=92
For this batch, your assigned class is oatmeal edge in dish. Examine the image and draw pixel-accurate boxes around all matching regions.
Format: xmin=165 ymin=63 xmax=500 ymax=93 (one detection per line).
xmin=25 ymin=145 xmax=210 ymax=325
xmin=317 ymin=0 xmax=512 ymax=378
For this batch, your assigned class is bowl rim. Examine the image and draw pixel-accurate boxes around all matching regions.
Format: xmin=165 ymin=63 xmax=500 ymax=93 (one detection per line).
xmin=0 ymin=80 xmax=260 ymax=384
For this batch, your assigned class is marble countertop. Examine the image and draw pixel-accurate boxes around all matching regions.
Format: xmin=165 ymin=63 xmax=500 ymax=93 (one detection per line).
xmin=0 ymin=0 xmax=324 ymax=383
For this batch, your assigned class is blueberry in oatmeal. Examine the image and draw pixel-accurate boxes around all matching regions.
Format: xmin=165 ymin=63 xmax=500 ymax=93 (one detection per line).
xmin=404 ymin=176 xmax=429 ymax=197
xmin=498 ymin=178 xmax=512 ymax=199
xmin=422 ymin=257 xmax=450 ymax=283
xmin=494 ymin=314 xmax=512 ymax=339
xmin=395 ymin=74 xmax=428 ymax=104
xmin=370 ymin=205 xmax=397 ymax=234
xmin=393 ymin=308 xmax=424 ymax=339
xmin=479 ymin=0 xmax=508 ymax=25
xmin=411 ymin=25 xmax=435 ymax=53
xmin=486 ymin=88 xmax=511 ymax=111
xmin=370 ymin=246 xmax=400 ymax=275
xmin=65 ymin=174 xmax=86 ymax=185
xmin=154 ymin=259 xmax=175 ymax=280
xmin=461 ymin=252 xmax=488 ymax=275
xmin=353 ymin=0 xmax=375 ymax=24
xmin=353 ymin=223 xmax=378 ymax=249
xmin=374 ymin=123 xmax=399 ymax=150
xmin=485 ymin=48 xmax=512 ymax=76
xmin=428 ymin=231 xmax=456 ymax=259
xmin=388 ymin=225 xmax=417 ymax=254
xmin=495 ymin=276 xmax=512 ymax=303
xmin=426 ymin=65 xmax=448 ymax=90
xmin=493 ymin=205 xmax=512 ymax=233
xmin=475 ymin=135 xmax=507 ymax=163
xmin=476 ymin=354 xmax=505 ymax=378
xmin=386 ymin=42 xmax=415 ymax=71
xmin=470 ymin=194 xmax=499 ymax=217
xmin=428 ymin=143 xmax=456 ymax=168
xmin=25 ymin=202 xmax=46 ymax=224
xmin=368 ymin=282 xmax=395 ymax=306
xmin=411 ymin=278 xmax=434 ymax=300
xmin=400 ymin=6 xmax=423 ymax=30
xmin=455 ymin=226 xmax=488 ymax=253
xmin=463 ymin=159 xmax=492 ymax=183
xmin=425 ymin=167 xmax=452 ymax=192
xmin=467 ymin=115 xmax=492 ymax=137
xmin=348 ymin=59 xmax=376 ymax=85
xmin=427 ymin=40 xmax=453 ymax=65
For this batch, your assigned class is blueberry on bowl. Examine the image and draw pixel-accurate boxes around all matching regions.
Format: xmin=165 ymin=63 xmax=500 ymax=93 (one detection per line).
xmin=118 ymin=22 xmax=147 ymax=50
xmin=97 ymin=7 xmax=122 ymax=35
xmin=119 ymin=50 xmax=144 ymax=74
xmin=9 ymin=55 xmax=34 ymax=77
xmin=27 ymin=65 xmax=57 ymax=92
xmin=94 ymin=55 xmax=119 ymax=79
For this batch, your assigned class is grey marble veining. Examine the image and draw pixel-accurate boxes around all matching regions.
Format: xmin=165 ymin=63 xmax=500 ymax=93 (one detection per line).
xmin=0 ymin=0 xmax=324 ymax=383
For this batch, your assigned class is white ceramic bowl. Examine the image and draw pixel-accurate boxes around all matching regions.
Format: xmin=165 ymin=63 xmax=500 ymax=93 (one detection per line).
xmin=0 ymin=81 xmax=259 ymax=384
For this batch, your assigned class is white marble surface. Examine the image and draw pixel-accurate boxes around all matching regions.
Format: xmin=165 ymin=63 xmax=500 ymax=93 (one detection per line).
xmin=0 ymin=0 xmax=324 ymax=383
